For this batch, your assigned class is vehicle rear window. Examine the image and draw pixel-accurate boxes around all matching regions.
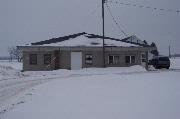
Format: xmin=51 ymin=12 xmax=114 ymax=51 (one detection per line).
xmin=159 ymin=57 xmax=169 ymax=61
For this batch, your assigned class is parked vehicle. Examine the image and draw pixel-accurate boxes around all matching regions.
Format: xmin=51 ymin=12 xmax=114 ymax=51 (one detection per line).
xmin=149 ymin=56 xmax=170 ymax=69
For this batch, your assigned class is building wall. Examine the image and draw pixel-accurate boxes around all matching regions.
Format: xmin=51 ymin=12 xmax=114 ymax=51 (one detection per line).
xmin=22 ymin=46 xmax=156 ymax=71
xmin=81 ymin=50 xmax=139 ymax=68
xmin=59 ymin=51 xmax=71 ymax=69
xmin=23 ymin=51 xmax=55 ymax=71
xmin=105 ymin=51 xmax=141 ymax=67
xmin=82 ymin=50 xmax=104 ymax=68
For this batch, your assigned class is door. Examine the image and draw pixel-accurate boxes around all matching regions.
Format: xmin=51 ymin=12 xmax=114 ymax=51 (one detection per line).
xmin=71 ymin=52 xmax=82 ymax=70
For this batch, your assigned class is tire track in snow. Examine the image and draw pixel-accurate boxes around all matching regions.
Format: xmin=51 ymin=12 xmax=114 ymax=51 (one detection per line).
xmin=0 ymin=68 xmax=179 ymax=115
xmin=0 ymin=79 xmax=50 ymax=103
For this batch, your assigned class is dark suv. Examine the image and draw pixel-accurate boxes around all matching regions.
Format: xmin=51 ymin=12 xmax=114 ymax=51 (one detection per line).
xmin=149 ymin=56 xmax=170 ymax=69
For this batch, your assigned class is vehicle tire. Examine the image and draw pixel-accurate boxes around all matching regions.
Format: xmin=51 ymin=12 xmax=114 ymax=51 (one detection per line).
xmin=166 ymin=67 xmax=169 ymax=69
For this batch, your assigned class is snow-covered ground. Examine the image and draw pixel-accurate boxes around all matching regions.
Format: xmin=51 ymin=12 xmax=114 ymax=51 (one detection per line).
xmin=170 ymin=57 xmax=180 ymax=69
xmin=0 ymin=58 xmax=180 ymax=119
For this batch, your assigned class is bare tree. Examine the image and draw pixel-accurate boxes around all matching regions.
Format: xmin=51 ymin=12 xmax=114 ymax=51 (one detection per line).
xmin=8 ymin=47 xmax=14 ymax=62
xmin=8 ymin=46 xmax=22 ymax=62
xmin=17 ymin=48 xmax=23 ymax=62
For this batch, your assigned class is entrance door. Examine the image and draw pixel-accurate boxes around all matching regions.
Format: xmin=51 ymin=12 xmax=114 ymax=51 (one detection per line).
xmin=71 ymin=52 xmax=82 ymax=70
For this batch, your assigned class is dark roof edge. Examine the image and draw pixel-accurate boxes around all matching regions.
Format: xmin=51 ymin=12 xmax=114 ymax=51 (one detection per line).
xmin=86 ymin=33 xmax=150 ymax=47
xmin=31 ymin=32 xmax=150 ymax=47
xmin=31 ymin=32 xmax=87 ymax=45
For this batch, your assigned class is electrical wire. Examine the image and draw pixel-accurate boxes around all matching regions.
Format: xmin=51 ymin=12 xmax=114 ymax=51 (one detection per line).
xmin=108 ymin=0 xmax=180 ymax=14
xmin=105 ymin=2 xmax=128 ymax=37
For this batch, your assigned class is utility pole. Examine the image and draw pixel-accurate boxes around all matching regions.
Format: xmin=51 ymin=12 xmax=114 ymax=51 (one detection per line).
xmin=169 ymin=45 xmax=171 ymax=58
xmin=102 ymin=0 xmax=105 ymax=67
xmin=145 ymin=51 xmax=149 ymax=71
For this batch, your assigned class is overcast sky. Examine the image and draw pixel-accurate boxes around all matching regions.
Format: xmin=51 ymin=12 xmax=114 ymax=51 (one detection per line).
xmin=0 ymin=0 xmax=180 ymax=56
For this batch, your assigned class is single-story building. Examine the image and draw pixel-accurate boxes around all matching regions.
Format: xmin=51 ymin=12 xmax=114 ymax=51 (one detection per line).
xmin=18 ymin=32 xmax=157 ymax=71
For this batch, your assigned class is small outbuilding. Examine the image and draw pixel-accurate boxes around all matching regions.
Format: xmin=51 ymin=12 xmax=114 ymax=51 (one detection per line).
xmin=18 ymin=32 xmax=157 ymax=71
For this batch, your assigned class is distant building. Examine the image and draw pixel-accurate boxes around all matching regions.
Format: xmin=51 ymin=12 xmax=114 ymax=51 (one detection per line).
xmin=18 ymin=32 xmax=157 ymax=71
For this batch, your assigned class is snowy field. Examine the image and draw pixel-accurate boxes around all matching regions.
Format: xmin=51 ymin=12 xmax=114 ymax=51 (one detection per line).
xmin=0 ymin=58 xmax=180 ymax=119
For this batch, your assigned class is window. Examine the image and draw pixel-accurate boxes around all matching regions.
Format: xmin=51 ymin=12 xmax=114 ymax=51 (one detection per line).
xmin=108 ymin=55 xmax=119 ymax=64
xmin=44 ymin=54 xmax=51 ymax=65
xmin=131 ymin=56 xmax=135 ymax=63
xmin=85 ymin=54 xmax=93 ymax=65
xmin=141 ymin=53 xmax=146 ymax=62
xmin=109 ymin=56 xmax=113 ymax=64
xmin=125 ymin=56 xmax=130 ymax=64
xmin=125 ymin=56 xmax=135 ymax=64
xmin=29 ymin=54 xmax=37 ymax=65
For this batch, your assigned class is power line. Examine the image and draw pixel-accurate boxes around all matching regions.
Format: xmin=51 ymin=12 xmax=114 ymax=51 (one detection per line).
xmin=108 ymin=0 xmax=180 ymax=14
xmin=81 ymin=3 xmax=102 ymax=32
xmin=90 ymin=4 xmax=101 ymax=15
xmin=105 ymin=2 xmax=128 ymax=37
xmin=102 ymin=0 xmax=105 ymax=68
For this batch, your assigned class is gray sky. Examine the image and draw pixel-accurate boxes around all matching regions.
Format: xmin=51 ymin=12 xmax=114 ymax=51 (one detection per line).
xmin=0 ymin=0 xmax=180 ymax=56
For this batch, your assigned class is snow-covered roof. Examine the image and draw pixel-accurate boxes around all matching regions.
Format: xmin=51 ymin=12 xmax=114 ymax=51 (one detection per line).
xmin=40 ymin=35 xmax=138 ymax=47
xmin=24 ymin=32 xmax=149 ymax=47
